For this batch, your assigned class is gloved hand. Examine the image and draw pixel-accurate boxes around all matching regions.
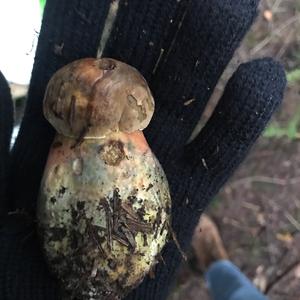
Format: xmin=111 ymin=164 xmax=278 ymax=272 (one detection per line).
xmin=0 ymin=0 xmax=286 ymax=299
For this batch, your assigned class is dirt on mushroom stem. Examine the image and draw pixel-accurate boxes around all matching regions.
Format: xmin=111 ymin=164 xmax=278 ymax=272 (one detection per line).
xmin=38 ymin=130 xmax=171 ymax=299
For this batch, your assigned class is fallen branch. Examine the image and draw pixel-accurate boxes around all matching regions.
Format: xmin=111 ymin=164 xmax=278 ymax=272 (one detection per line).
xmin=229 ymin=175 xmax=300 ymax=189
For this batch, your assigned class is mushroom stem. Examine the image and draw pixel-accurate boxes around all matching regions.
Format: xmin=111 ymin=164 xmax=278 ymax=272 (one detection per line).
xmin=46 ymin=130 xmax=151 ymax=176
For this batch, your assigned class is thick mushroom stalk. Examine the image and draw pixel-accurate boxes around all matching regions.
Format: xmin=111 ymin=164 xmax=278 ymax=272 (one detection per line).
xmin=37 ymin=58 xmax=171 ymax=300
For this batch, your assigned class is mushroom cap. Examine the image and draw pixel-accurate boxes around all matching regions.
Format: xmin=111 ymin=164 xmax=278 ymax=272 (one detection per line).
xmin=43 ymin=58 xmax=154 ymax=138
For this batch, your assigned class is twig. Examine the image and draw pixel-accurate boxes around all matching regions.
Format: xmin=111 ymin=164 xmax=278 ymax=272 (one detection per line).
xmin=162 ymin=0 xmax=192 ymax=64
xmin=97 ymin=0 xmax=120 ymax=57
xmin=250 ymin=15 xmax=300 ymax=55
xmin=275 ymin=28 xmax=295 ymax=59
xmin=152 ymin=48 xmax=165 ymax=75
xmin=229 ymin=176 xmax=300 ymax=189
xmin=169 ymin=224 xmax=187 ymax=261
xmin=285 ymin=212 xmax=300 ymax=232
xmin=265 ymin=260 xmax=300 ymax=293
xmin=242 ymin=201 xmax=261 ymax=212
xmin=271 ymin=0 xmax=283 ymax=13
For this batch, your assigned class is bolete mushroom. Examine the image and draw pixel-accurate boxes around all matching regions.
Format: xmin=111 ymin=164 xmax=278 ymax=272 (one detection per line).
xmin=37 ymin=58 xmax=171 ymax=300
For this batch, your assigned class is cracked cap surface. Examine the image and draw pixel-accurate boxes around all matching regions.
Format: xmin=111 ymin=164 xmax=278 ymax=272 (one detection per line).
xmin=43 ymin=58 xmax=155 ymax=138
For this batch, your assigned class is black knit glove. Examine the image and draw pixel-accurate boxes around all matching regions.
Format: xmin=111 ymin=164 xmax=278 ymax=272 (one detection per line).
xmin=0 ymin=0 xmax=286 ymax=299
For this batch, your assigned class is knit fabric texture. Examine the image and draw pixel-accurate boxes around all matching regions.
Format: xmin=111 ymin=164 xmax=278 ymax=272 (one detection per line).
xmin=0 ymin=0 xmax=286 ymax=299
xmin=0 ymin=72 xmax=13 ymax=217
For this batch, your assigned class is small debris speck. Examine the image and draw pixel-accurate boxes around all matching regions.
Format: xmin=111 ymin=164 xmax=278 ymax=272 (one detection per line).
xmin=202 ymin=158 xmax=208 ymax=170
xmin=73 ymin=157 xmax=83 ymax=175
xmin=183 ymin=98 xmax=196 ymax=106
xmin=54 ymin=43 xmax=64 ymax=56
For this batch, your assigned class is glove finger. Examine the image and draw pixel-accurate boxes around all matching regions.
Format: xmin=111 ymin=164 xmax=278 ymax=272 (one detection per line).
xmin=9 ymin=0 xmax=111 ymax=213
xmin=102 ymin=0 xmax=189 ymax=80
xmin=183 ymin=58 xmax=286 ymax=213
xmin=171 ymin=58 xmax=286 ymax=269
xmin=145 ymin=0 xmax=260 ymax=158
xmin=124 ymin=58 xmax=286 ymax=300
xmin=0 ymin=72 xmax=13 ymax=217
xmin=0 ymin=216 xmax=60 ymax=299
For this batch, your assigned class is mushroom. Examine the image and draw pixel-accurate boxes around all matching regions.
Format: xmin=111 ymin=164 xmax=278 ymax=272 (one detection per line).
xmin=37 ymin=58 xmax=171 ymax=300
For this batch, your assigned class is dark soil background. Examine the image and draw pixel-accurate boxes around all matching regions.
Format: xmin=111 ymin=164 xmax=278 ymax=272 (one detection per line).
xmin=169 ymin=1 xmax=300 ymax=299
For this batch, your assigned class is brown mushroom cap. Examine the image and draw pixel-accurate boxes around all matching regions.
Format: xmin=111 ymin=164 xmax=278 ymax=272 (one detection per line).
xmin=43 ymin=58 xmax=154 ymax=138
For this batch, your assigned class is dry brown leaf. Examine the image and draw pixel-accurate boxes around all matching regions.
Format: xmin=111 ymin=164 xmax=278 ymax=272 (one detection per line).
xmin=276 ymin=232 xmax=294 ymax=243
